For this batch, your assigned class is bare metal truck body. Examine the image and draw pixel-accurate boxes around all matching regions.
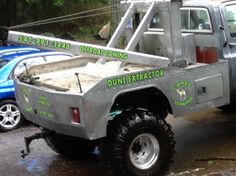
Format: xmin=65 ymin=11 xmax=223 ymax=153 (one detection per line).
xmin=15 ymin=61 xmax=229 ymax=139
xmin=3 ymin=0 xmax=236 ymax=175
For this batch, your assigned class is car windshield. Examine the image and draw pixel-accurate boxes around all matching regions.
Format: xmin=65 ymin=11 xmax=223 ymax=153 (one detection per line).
xmin=0 ymin=59 xmax=9 ymax=69
xmin=224 ymin=4 xmax=236 ymax=37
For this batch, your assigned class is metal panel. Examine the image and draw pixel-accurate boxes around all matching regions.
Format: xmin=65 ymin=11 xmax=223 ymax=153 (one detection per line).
xmin=161 ymin=1 xmax=184 ymax=66
xmin=181 ymin=33 xmax=196 ymax=64
xmin=195 ymin=74 xmax=224 ymax=103
xmin=98 ymin=3 xmax=136 ymax=64
xmin=107 ymin=3 xmax=136 ymax=48
xmin=125 ymin=2 xmax=155 ymax=51
xmin=142 ymin=32 xmax=196 ymax=64
xmin=15 ymin=61 xmax=230 ymax=139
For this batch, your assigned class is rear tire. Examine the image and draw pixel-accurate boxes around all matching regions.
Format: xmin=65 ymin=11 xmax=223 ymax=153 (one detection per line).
xmin=100 ymin=109 xmax=175 ymax=176
xmin=218 ymin=102 xmax=236 ymax=113
xmin=45 ymin=133 xmax=95 ymax=157
xmin=0 ymin=100 xmax=24 ymax=132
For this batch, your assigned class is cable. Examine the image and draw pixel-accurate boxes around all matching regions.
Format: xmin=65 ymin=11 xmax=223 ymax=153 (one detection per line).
xmin=10 ymin=4 xmax=118 ymax=29
xmin=9 ymin=9 xmax=124 ymax=29
xmin=9 ymin=4 xmax=120 ymax=29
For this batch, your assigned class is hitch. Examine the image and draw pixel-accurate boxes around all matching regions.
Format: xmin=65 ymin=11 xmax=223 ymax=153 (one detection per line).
xmin=21 ymin=131 xmax=51 ymax=158
xmin=0 ymin=27 xmax=9 ymax=46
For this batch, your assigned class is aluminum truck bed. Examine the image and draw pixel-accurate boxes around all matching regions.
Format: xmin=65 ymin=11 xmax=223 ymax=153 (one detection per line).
xmin=27 ymin=57 xmax=155 ymax=93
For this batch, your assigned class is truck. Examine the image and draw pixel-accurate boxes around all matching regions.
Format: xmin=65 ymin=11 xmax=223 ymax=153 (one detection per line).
xmin=0 ymin=0 xmax=235 ymax=175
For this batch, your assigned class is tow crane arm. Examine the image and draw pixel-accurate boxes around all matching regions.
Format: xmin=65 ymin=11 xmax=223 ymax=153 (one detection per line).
xmin=5 ymin=30 xmax=169 ymax=67
xmin=0 ymin=0 xmax=184 ymax=67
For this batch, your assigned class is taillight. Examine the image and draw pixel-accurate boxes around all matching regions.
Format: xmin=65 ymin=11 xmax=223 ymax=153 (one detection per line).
xmin=196 ymin=47 xmax=220 ymax=64
xmin=71 ymin=108 xmax=80 ymax=123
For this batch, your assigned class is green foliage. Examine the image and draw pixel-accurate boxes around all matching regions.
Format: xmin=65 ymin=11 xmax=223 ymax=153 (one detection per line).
xmin=69 ymin=0 xmax=109 ymax=5
xmin=0 ymin=0 xmax=111 ymax=40
xmin=0 ymin=0 xmax=110 ymax=25
xmin=25 ymin=0 xmax=65 ymax=6
xmin=53 ymin=0 xmax=65 ymax=6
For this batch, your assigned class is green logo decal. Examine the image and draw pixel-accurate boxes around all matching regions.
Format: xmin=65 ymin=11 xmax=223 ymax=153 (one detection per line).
xmin=38 ymin=110 xmax=54 ymax=119
xmin=37 ymin=96 xmax=54 ymax=119
xmin=80 ymin=45 xmax=128 ymax=60
xmin=21 ymin=87 xmax=31 ymax=96
xmin=172 ymin=81 xmax=193 ymax=106
xmin=21 ymin=87 xmax=33 ymax=113
xmin=107 ymin=69 xmax=164 ymax=88
xmin=25 ymin=105 xmax=33 ymax=113
xmin=38 ymin=95 xmax=51 ymax=107
xmin=172 ymin=81 xmax=191 ymax=90
xmin=175 ymin=97 xmax=193 ymax=106
xmin=21 ymin=88 xmax=54 ymax=119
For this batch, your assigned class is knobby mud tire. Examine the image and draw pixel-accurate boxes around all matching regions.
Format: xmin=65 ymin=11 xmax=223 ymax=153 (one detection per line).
xmin=100 ymin=109 xmax=176 ymax=176
xmin=45 ymin=133 xmax=95 ymax=158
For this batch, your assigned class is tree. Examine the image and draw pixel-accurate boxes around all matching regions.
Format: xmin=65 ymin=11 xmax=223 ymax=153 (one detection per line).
xmin=111 ymin=0 xmax=121 ymax=32
xmin=0 ymin=0 xmax=110 ymax=40
xmin=0 ymin=0 xmax=110 ymax=26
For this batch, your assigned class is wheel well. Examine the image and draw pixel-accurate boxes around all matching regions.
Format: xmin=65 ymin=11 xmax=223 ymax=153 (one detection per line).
xmin=0 ymin=98 xmax=16 ymax=103
xmin=110 ymin=87 xmax=172 ymax=119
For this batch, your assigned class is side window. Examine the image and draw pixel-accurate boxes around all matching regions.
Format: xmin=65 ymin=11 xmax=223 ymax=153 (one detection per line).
xmin=14 ymin=57 xmax=45 ymax=76
xmin=149 ymin=12 xmax=163 ymax=30
xmin=148 ymin=8 xmax=212 ymax=33
xmin=181 ymin=10 xmax=189 ymax=30
xmin=44 ymin=55 xmax=72 ymax=63
xmin=181 ymin=8 xmax=212 ymax=32
xmin=224 ymin=5 xmax=236 ymax=38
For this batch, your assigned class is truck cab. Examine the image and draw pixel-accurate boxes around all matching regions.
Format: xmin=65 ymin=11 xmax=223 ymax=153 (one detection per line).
xmin=142 ymin=0 xmax=236 ymax=96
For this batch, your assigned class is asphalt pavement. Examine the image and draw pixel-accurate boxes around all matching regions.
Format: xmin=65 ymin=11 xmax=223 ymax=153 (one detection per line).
xmin=0 ymin=108 xmax=236 ymax=176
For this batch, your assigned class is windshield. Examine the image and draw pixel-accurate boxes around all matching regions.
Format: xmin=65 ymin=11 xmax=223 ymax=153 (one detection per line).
xmin=0 ymin=59 xmax=9 ymax=69
xmin=224 ymin=4 xmax=236 ymax=37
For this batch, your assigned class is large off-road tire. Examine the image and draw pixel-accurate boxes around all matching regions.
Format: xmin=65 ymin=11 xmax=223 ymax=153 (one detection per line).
xmin=0 ymin=100 xmax=24 ymax=132
xmin=45 ymin=133 xmax=95 ymax=157
xmin=100 ymin=109 xmax=175 ymax=176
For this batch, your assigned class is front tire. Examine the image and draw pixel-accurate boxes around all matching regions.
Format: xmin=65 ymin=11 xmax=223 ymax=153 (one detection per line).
xmin=101 ymin=109 xmax=175 ymax=176
xmin=0 ymin=100 xmax=24 ymax=132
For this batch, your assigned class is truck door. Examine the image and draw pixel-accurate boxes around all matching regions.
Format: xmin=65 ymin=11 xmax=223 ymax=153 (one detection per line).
xmin=221 ymin=3 xmax=236 ymax=95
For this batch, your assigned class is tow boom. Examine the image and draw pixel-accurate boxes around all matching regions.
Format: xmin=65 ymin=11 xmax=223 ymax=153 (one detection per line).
xmin=6 ymin=30 xmax=169 ymax=66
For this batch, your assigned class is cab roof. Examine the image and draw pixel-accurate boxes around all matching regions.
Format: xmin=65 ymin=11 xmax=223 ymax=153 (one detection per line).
xmin=183 ymin=0 xmax=234 ymax=7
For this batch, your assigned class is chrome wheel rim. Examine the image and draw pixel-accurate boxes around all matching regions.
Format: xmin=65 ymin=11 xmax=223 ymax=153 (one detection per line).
xmin=129 ymin=133 xmax=160 ymax=170
xmin=0 ymin=104 xmax=21 ymax=129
